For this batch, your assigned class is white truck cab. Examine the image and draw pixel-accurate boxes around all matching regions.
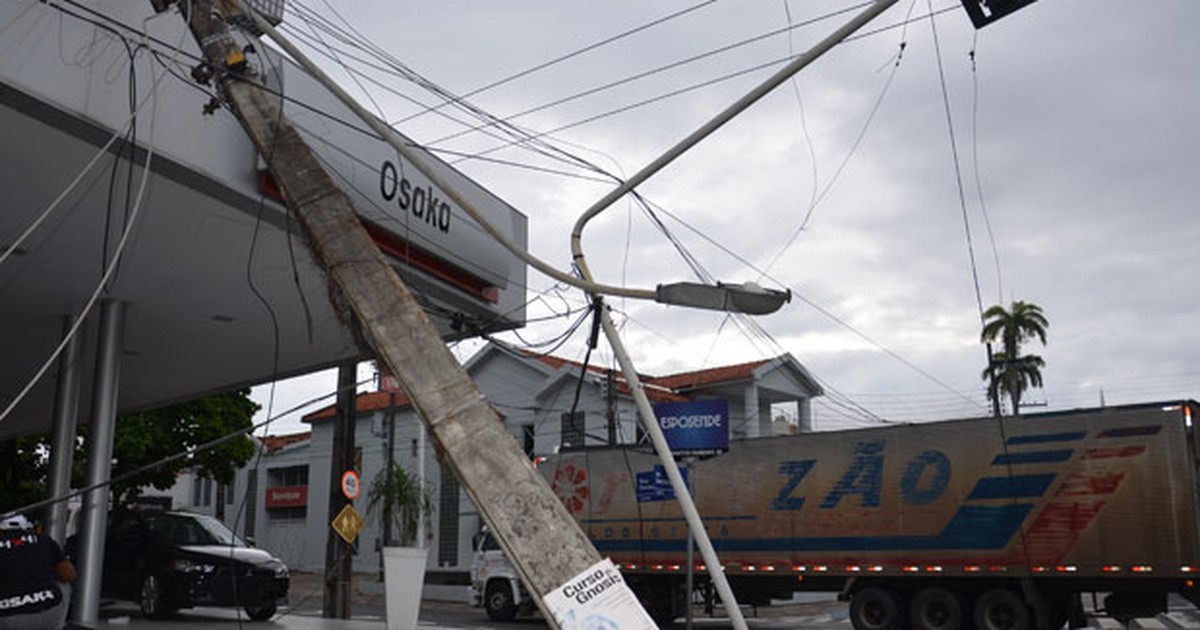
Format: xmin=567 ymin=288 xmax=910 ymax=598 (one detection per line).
xmin=469 ymin=528 xmax=536 ymax=621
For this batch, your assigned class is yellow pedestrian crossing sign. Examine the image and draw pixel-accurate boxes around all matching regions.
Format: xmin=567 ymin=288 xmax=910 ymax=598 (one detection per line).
xmin=331 ymin=504 xmax=365 ymax=544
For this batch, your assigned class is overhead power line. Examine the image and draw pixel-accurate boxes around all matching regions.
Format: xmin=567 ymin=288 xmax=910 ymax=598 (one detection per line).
xmin=390 ymin=0 xmax=721 ymax=126
xmin=439 ymin=5 xmax=961 ymax=166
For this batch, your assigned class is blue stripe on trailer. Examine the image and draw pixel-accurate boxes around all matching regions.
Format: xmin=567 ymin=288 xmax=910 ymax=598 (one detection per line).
xmin=581 ymin=515 xmax=754 ymax=525
xmin=593 ymin=503 xmax=1033 ymax=553
xmin=992 ymin=450 xmax=1074 ymax=465
xmin=967 ymin=473 xmax=1056 ymax=500
xmin=1097 ymin=425 xmax=1162 ymax=438
xmin=1006 ymin=431 xmax=1086 ymax=445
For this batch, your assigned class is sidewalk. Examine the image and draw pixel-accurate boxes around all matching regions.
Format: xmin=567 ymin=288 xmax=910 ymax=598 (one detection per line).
xmin=286 ymin=570 xmax=470 ymax=609
xmin=86 ymin=571 xmax=475 ymax=629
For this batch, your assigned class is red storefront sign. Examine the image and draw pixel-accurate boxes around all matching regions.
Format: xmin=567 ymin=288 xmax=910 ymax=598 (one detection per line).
xmin=265 ymin=485 xmax=308 ymax=508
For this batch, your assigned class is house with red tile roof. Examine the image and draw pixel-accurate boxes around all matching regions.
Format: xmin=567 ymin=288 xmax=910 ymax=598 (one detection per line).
xmin=219 ymin=341 xmax=822 ymax=581
xmin=645 ymin=355 xmax=822 ymax=437
xmin=259 ymin=431 xmax=312 ymax=454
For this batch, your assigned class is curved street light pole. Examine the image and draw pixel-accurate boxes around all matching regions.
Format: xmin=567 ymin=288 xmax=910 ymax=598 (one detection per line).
xmin=569 ymin=3 xmax=901 ymax=627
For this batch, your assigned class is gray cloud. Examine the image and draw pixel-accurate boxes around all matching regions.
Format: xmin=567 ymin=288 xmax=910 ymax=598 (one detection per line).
xmin=258 ymin=0 xmax=1199 ymax=430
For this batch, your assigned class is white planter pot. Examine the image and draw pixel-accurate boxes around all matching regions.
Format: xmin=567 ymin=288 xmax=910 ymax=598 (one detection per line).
xmin=382 ymin=546 xmax=428 ymax=630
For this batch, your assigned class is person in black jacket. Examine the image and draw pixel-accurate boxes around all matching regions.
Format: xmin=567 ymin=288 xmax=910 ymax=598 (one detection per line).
xmin=0 ymin=513 xmax=77 ymax=630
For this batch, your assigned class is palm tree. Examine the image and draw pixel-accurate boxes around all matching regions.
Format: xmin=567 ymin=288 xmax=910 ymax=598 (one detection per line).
xmin=981 ymin=351 xmax=1046 ymax=415
xmin=367 ymin=463 xmax=433 ymax=547
xmin=980 ymin=300 xmax=1049 ymax=415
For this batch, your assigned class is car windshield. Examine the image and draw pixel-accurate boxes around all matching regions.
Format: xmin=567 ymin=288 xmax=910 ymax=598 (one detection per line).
xmin=144 ymin=512 xmax=247 ymax=547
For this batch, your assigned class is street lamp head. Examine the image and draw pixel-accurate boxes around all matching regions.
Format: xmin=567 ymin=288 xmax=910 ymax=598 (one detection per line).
xmin=722 ymin=282 xmax=792 ymax=315
xmin=654 ymin=282 xmax=791 ymax=315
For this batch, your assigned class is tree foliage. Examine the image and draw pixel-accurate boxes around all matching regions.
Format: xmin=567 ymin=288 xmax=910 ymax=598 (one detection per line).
xmin=980 ymin=300 xmax=1049 ymax=415
xmin=366 ymin=462 xmax=433 ymax=547
xmin=102 ymin=390 xmax=259 ymax=504
xmin=0 ymin=389 xmax=259 ymax=515
xmin=0 ymin=436 xmax=55 ymax=515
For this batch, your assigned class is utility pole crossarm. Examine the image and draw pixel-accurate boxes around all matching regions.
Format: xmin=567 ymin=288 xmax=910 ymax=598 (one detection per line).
xmin=173 ymin=2 xmax=600 ymax=623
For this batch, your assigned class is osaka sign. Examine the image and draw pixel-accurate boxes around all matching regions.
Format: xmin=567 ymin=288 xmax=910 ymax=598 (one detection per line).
xmin=652 ymin=399 xmax=729 ymax=456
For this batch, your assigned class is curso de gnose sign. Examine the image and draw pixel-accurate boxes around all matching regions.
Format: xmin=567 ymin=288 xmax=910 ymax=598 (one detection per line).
xmin=652 ymin=399 xmax=729 ymax=456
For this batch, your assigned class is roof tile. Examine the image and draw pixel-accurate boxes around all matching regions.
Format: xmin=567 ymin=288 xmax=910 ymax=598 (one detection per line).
xmin=305 ymin=348 xmax=769 ymax=421
xmin=648 ymin=359 xmax=771 ymax=391
xmin=304 ymin=390 xmax=411 ymax=422
xmin=259 ymin=431 xmax=311 ymax=453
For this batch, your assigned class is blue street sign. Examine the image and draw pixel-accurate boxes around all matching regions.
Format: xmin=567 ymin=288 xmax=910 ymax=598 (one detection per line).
xmin=652 ymin=399 xmax=729 ymax=455
xmin=635 ymin=465 xmax=691 ymax=503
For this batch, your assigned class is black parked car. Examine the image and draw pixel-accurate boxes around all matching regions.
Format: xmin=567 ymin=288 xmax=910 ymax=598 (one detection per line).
xmin=91 ymin=510 xmax=289 ymax=620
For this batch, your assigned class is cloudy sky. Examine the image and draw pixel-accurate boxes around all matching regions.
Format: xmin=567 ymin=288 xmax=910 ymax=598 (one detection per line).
xmin=251 ymin=0 xmax=1200 ymax=434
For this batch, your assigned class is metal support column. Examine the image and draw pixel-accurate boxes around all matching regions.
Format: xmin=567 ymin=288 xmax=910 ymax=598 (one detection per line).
xmin=596 ymin=302 xmax=747 ymax=626
xmin=743 ymin=383 xmax=761 ymax=439
xmin=71 ymin=300 xmax=125 ymax=628
xmin=684 ymin=457 xmax=696 ymax=630
xmin=47 ymin=315 xmax=85 ymax=544
xmin=798 ymin=397 xmax=814 ymax=434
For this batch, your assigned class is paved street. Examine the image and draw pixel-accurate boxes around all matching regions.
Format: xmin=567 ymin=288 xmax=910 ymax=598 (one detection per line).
xmin=91 ymin=600 xmax=1200 ymax=630
xmin=282 ymin=596 xmax=1200 ymax=630
xmin=87 ymin=573 xmax=1200 ymax=630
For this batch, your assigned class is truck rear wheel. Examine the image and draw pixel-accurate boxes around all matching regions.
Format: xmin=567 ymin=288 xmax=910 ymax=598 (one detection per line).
xmin=975 ymin=588 xmax=1031 ymax=630
xmin=910 ymin=587 xmax=968 ymax=630
xmin=851 ymin=587 xmax=905 ymax=630
xmin=485 ymin=581 xmax=517 ymax=622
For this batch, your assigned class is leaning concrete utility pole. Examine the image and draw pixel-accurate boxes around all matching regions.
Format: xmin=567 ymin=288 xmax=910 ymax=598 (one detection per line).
xmin=170 ymin=3 xmax=612 ymax=626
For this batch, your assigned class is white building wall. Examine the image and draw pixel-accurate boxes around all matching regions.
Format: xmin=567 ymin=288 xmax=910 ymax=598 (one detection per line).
xmin=216 ymin=346 xmax=819 ymax=577
xmin=533 ymin=377 xmax=629 ymax=453
xmin=247 ymin=358 xmax=633 ymax=574
xmin=247 ymin=405 xmax=449 ymax=575
xmin=256 ymin=436 xmax=326 ymax=572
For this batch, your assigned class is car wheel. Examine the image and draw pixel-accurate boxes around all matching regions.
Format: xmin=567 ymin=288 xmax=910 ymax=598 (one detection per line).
xmin=485 ymin=581 xmax=517 ymax=622
xmin=139 ymin=574 xmax=173 ymax=619
xmin=245 ymin=602 xmax=278 ymax=621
